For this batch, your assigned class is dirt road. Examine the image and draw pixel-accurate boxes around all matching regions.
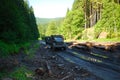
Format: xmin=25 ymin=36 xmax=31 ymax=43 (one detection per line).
xmin=1 ymin=41 xmax=120 ymax=80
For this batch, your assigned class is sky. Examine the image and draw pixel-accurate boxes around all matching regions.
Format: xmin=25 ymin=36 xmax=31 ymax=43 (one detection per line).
xmin=28 ymin=0 xmax=74 ymax=18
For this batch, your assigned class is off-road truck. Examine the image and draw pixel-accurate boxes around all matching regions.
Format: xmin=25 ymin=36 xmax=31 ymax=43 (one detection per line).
xmin=45 ymin=35 xmax=66 ymax=50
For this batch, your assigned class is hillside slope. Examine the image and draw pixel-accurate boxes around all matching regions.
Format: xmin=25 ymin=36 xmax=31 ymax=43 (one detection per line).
xmin=36 ymin=17 xmax=64 ymax=24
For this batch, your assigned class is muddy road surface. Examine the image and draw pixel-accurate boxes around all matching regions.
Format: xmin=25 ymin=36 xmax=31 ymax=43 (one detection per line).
xmin=37 ymin=41 xmax=120 ymax=80
xmin=1 ymin=41 xmax=120 ymax=80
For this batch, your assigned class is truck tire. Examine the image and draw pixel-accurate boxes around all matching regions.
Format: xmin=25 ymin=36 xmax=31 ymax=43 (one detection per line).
xmin=51 ymin=46 xmax=55 ymax=51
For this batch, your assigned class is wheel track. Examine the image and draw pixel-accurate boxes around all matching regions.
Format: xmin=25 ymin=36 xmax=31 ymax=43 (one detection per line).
xmin=57 ymin=49 xmax=120 ymax=80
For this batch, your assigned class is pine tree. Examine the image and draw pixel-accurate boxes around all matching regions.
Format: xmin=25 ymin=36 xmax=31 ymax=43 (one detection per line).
xmin=0 ymin=0 xmax=39 ymax=43
xmin=46 ymin=21 xmax=57 ymax=36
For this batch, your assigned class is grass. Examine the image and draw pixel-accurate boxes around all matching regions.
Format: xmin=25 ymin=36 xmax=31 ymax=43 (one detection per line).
xmin=75 ymin=38 xmax=120 ymax=43
xmin=0 ymin=40 xmax=40 ymax=58
xmin=92 ymin=38 xmax=120 ymax=42
xmin=0 ymin=41 xmax=20 ymax=57
xmin=0 ymin=66 xmax=33 ymax=80
xmin=0 ymin=70 xmax=8 ymax=79
xmin=24 ymin=41 xmax=40 ymax=59
xmin=0 ymin=41 xmax=40 ymax=80
xmin=0 ymin=41 xmax=30 ymax=58
xmin=9 ymin=66 xmax=33 ymax=80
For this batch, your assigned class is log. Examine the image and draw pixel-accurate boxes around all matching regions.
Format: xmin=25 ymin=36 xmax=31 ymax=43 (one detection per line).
xmin=35 ymin=67 xmax=45 ymax=76
xmin=81 ymin=73 xmax=89 ymax=77
xmin=46 ymin=61 xmax=52 ymax=76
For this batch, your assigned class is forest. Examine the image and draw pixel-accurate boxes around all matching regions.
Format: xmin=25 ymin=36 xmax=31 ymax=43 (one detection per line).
xmin=0 ymin=0 xmax=39 ymax=57
xmin=38 ymin=0 xmax=120 ymax=41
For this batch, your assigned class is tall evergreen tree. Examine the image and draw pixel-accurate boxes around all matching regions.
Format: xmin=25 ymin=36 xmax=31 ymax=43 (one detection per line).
xmin=0 ymin=0 xmax=39 ymax=43
xmin=59 ymin=0 xmax=84 ymax=39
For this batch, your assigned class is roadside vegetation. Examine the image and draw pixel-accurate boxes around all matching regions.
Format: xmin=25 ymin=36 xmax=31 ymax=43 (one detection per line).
xmin=0 ymin=41 xmax=40 ymax=79
xmin=0 ymin=66 xmax=33 ymax=80
xmin=0 ymin=41 xmax=30 ymax=58
xmin=0 ymin=0 xmax=39 ymax=57
xmin=0 ymin=0 xmax=39 ymax=79
xmin=9 ymin=66 xmax=33 ymax=80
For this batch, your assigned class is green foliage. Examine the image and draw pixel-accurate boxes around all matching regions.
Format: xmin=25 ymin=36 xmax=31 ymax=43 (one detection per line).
xmin=45 ymin=21 xmax=58 ymax=36
xmin=59 ymin=0 xmax=120 ymax=41
xmin=37 ymin=0 xmax=120 ymax=41
xmin=59 ymin=0 xmax=85 ymax=39
xmin=38 ymin=24 xmax=46 ymax=39
xmin=0 ymin=0 xmax=39 ymax=56
xmin=0 ymin=0 xmax=39 ymax=43
xmin=0 ymin=66 xmax=33 ymax=80
xmin=0 ymin=40 xmax=31 ymax=58
xmin=37 ymin=18 xmax=64 ymax=39
xmin=0 ymin=70 xmax=8 ymax=79
xmin=0 ymin=41 xmax=19 ymax=57
xmin=9 ymin=66 xmax=33 ymax=80
xmin=24 ymin=42 xmax=40 ymax=59
xmin=94 ymin=1 xmax=120 ymax=39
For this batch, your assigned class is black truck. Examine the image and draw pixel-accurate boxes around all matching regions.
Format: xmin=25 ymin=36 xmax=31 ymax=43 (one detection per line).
xmin=45 ymin=35 xmax=66 ymax=50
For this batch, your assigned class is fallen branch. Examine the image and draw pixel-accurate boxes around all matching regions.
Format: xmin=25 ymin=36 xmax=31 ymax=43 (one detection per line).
xmin=35 ymin=67 xmax=45 ymax=76
xmin=81 ymin=73 xmax=89 ymax=77
xmin=46 ymin=61 xmax=52 ymax=76
xmin=60 ymin=74 xmax=72 ymax=80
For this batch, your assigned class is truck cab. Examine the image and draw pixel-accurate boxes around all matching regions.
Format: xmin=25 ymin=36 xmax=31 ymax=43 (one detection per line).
xmin=45 ymin=35 xmax=66 ymax=50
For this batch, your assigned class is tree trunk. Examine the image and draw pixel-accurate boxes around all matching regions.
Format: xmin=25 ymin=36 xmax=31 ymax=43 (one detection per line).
xmin=90 ymin=2 xmax=93 ymax=27
xmin=84 ymin=0 xmax=87 ymax=29
xmin=84 ymin=0 xmax=90 ymax=28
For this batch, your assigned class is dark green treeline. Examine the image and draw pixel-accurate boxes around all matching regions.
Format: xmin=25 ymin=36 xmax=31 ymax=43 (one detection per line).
xmin=0 ymin=0 xmax=39 ymax=57
xmin=0 ymin=0 xmax=39 ymax=44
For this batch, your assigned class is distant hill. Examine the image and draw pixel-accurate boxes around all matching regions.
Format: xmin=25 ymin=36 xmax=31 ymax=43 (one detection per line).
xmin=36 ymin=17 xmax=64 ymax=25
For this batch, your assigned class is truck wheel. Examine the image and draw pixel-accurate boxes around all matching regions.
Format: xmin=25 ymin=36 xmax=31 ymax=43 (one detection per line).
xmin=52 ymin=46 xmax=55 ymax=51
xmin=61 ymin=47 xmax=66 ymax=50
xmin=64 ymin=47 xmax=66 ymax=50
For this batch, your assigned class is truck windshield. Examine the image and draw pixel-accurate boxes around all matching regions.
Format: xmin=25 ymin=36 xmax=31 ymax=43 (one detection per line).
xmin=54 ymin=37 xmax=63 ymax=42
